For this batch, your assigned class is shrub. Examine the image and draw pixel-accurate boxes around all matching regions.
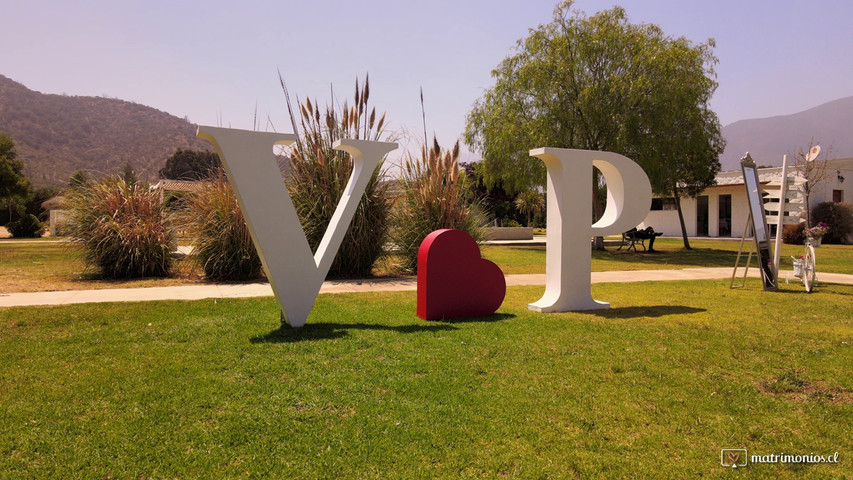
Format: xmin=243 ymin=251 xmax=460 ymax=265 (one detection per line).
xmin=390 ymin=138 xmax=485 ymax=273
xmin=811 ymin=202 xmax=853 ymax=244
xmin=6 ymin=213 xmax=44 ymax=238
xmin=503 ymin=219 xmax=523 ymax=228
xmin=782 ymin=222 xmax=806 ymax=245
xmin=283 ymin=75 xmax=391 ymax=278
xmin=66 ymin=177 xmax=175 ymax=278
xmin=183 ymin=174 xmax=262 ymax=281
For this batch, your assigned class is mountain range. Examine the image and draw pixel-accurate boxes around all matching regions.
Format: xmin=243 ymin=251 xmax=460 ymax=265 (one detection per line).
xmin=719 ymin=96 xmax=853 ymax=171
xmin=1 ymin=74 xmax=851 ymax=185
xmin=0 ymin=74 xmax=212 ymax=187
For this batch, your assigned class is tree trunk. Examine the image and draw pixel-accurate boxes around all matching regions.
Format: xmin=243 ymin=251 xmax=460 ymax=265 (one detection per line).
xmin=673 ymin=188 xmax=692 ymax=250
xmin=592 ymin=182 xmax=606 ymax=250
xmin=803 ymin=189 xmax=811 ymax=227
xmin=527 ymin=210 xmax=531 ymax=228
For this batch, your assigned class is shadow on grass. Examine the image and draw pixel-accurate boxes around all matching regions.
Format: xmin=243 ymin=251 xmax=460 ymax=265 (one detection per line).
xmin=589 ymin=305 xmax=706 ymax=319
xmin=251 ymin=321 xmax=459 ymax=343
xmin=594 ymin=248 xmax=740 ymax=268
xmin=499 ymin=244 xmax=742 ymax=269
xmin=773 ymin=286 xmax=851 ymax=296
xmin=251 ymin=313 xmax=515 ymax=343
xmin=436 ymin=313 xmax=516 ymax=324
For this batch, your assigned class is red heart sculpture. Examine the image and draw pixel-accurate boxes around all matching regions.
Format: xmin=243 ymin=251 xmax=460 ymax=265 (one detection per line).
xmin=417 ymin=229 xmax=506 ymax=320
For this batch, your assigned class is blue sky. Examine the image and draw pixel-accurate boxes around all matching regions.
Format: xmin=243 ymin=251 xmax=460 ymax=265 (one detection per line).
xmin=3 ymin=0 xmax=853 ymax=162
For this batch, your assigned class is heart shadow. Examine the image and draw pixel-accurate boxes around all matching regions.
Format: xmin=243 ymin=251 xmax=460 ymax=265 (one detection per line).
xmin=587 ymin=305 xmax=706 ymax=319
xmin=434 ymin=313 xmax=516 ymax=324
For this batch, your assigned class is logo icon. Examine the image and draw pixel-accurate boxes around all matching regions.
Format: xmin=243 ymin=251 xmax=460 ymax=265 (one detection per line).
xmin=721 ymin=449 xmax=748 ymax=468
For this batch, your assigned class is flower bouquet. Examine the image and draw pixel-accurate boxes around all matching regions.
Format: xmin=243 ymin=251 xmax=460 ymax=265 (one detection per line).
xmin=805 ymin=222 xmax=828 ymax=246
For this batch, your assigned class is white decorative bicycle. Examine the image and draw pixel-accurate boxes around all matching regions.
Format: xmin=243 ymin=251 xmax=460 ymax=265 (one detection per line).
xmin=791 ymin=238 xmax=817 ymax=292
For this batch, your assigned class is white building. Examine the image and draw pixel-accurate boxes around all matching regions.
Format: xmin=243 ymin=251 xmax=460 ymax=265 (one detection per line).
xmin=639 ymin=158 xmax=853 ymax=239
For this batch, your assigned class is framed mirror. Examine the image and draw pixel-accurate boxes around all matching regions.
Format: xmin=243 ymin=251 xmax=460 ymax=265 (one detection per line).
xmin=741 ymin=154 xmax=778 ymax=291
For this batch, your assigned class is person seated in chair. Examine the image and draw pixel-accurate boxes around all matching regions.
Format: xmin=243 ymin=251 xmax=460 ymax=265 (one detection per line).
xmin=634 ymin=226 xmax=663 ymax=252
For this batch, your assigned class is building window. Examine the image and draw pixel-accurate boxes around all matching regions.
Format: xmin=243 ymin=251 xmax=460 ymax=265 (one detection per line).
xmin=651 ymin=198 xmax=677 ymax=211
xmin=833 ymin=190 xmax=843 ymax=203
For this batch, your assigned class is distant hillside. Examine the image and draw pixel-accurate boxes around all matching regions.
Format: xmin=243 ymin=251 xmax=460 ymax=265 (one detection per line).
xmin=720 ymin=96 xmax=853 ymax=171
xmin=0 ymin=74 xmax=213 ymax=187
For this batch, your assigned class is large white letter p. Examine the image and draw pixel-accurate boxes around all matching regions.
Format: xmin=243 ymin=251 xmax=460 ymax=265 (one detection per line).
xmin=528 ymin=148 xmax=652 ymax=312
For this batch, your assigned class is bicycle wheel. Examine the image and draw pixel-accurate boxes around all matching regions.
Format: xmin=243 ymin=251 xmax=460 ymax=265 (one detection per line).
xmin=803 ymin=243 xmax=817 ymax=293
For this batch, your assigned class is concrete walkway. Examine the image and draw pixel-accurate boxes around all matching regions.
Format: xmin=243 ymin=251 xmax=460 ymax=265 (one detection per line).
xmin=2 ymin=267 xmax=851 ymax=308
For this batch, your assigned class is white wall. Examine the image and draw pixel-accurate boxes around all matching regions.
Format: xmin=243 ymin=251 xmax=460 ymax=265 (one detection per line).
xmin=639 ymin=185 xmax=762 ymax=238
xmin=637 ymin=158 xmax=853 ymax=238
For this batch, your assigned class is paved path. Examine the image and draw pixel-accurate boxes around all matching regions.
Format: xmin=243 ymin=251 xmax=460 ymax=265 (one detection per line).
xmin=2 ymin=267 xmax=851 ymax=308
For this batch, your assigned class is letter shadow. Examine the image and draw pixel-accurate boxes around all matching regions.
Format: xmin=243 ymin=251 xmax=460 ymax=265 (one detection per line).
xmin=250 ymin=313 xmax=515 ymax=343
xmin=251 ymin=321 xmax=459 ymax=344
xmin=588 ymin=305 xmax=706 ymax=319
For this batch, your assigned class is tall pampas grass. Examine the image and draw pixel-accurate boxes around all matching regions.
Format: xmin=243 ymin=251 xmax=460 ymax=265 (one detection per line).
xmin=183 ymin=173 xmax=262 ymax=281
xmin=281 ymin=73 xmax=391 ymax=278
xmin=66 ymin=177 xmax=175 ymax=278
xmin=390 ymin=137 xmax=485 ymax=272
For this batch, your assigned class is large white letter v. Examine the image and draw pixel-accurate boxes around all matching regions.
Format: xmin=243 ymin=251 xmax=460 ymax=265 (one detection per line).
xmin=197 ymin=126 xmax=397 ymax=327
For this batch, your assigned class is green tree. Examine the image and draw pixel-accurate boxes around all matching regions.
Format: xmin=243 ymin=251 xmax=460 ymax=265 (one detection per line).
xmin=461 ymin=162 xmax=525 ymax=226
xmin=514 ymin=189 xmax=545 ymax=227
xmin=69 ymin=170 xmax=92 ymax=190
xmin=465 ymin=1 xmax=724 ymax=249
xmin=159 ymin=148 xmax=222 ymax=180
xmin=0 ymin=132 xmax=33 ymax=223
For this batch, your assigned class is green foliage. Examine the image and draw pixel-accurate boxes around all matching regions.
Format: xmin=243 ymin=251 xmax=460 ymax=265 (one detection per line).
xmin=0 ymin=132 xmax=33 ymax=221
xmin=17 ymin=186 xmax=62 ymax=225
xmin=68 ymin=170 xmax=92 ymax=190
xmin=503 ymin=219 xmax=522 ymax=228
xmin=283 ymin=74 xmax=391 ymax=278
xmin=65 ymin=177 xmax=176 ymax=278
xmin=390 ymin=138 xmax=485 ymax=272
xmin=514 ymin=190 xmax=544 ymax=227
xmin=465 ymin=2 xmax=723 ymax=196
xmin=6 ymin=213 xmax=44 ymax=238
xmin=159 ymin=148 xmax=222 ymax=180
xmin=461 ymin=162 xmax=525 ymax=226
xmin=183 ymin=174 xmax=262 ymax=281
xmin=465 ymin=1 xmax=723 ymax=249
xmin=811 ymin=202 xmax=853 ymax=244
xmin=782 ymin=222 xmax=807 ymax=245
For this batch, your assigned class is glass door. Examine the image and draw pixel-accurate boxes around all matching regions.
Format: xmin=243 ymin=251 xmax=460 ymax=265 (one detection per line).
xmin=697 ymin=196 xmax=709 ymax=237
xmin=719 ymin=195 xmax=731 ymax=237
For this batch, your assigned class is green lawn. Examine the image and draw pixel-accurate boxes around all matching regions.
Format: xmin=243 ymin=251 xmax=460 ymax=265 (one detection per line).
xmin=2 ymin=238 xmax=850 ymax=293
xmin=2 ymin=281 xmax=851 ymax=478
xmin=482 ymin=238 xmax=853 ymax=275
xmin=0 ymin=241 xmax=203 ymax=292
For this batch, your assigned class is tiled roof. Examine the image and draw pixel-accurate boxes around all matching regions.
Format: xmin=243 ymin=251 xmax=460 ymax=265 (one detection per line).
xmin=712 ymin=157 xmax=852 ymax=187
xmin=150 ymin=180 xmax=206 ymax=192
xmin=714 ymin=168 xmax=787 ymax=186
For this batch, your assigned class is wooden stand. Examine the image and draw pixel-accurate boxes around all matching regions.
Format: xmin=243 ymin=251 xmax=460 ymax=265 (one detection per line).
xmin=730 ymin=214 xmax=756 ymax=289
